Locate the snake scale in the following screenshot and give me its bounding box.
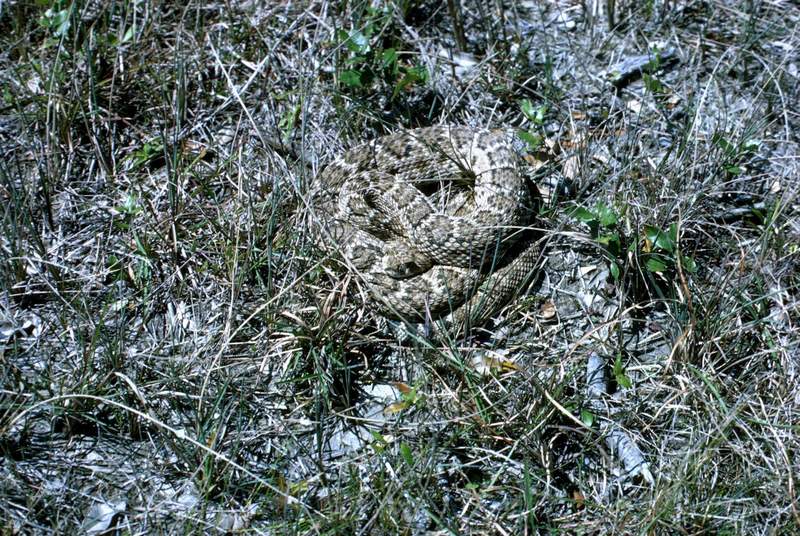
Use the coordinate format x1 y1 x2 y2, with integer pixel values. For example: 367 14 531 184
311 126 543 329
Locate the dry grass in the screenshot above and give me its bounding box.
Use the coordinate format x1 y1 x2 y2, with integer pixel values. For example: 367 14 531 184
1 0 799 533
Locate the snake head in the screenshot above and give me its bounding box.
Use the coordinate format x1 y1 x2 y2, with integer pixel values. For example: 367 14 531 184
382 249 433 279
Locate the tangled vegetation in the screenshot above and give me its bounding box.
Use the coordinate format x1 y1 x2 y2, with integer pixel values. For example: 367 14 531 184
1 0 798 533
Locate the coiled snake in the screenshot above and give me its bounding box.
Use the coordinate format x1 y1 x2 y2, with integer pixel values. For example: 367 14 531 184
311 126 543 329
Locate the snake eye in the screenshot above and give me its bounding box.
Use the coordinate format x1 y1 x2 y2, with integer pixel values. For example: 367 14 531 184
386 261 423 279
363 189 381 208
383 250 432 279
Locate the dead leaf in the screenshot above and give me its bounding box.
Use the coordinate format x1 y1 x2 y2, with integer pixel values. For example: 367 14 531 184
391 381 412 394
384 402 408 415
481 356 521 372
572 489 585 509
539 299 557 320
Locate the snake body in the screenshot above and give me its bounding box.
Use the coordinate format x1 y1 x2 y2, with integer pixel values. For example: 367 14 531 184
312 126 542 328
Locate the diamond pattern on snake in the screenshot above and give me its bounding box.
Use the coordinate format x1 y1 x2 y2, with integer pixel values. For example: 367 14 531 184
312 126 543 328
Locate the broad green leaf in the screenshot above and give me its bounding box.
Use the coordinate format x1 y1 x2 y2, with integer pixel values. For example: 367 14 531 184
121 25 134 44
370 431 387 452
400 442 414 467
645 225 674 253
520 99 536 121
596 203 618 227
392 65 427 98
609 261 620 281
712 132 736 156
681 255 698 273
570 206 596 224
645 257 668 272
520 99 547 125
599 233 621 256
517 129 542 150
668 222 678 244
382 48 398 71
279 103 300 142
597 233 616 246
643 73 663 94
742 139 760 152
580 409 595 427
345 55 367 65
725 165 742 175
613 354 632 389
40 8 71 37
616 373 633 389
345 29 369 53
533 104 547 125
340 69 363 87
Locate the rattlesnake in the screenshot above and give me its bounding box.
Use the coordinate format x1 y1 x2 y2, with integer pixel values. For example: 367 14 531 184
311 126 543 329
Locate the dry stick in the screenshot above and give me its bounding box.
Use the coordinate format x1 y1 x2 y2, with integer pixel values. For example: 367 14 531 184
606 0 616 31
447 0 467 51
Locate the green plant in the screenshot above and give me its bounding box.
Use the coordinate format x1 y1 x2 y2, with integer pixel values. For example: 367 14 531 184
571 202 623 279
613 353 632 389
712 132 760 177
641 223 697 275
517 98 548 151
333 6 427 98
571 203 697 292
38 2 72 39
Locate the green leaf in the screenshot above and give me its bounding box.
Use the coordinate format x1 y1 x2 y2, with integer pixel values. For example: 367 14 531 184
131 140 163 168
121 25 134 44
345 29 369 53
118 193 141 216
597 233 616 246
725 165 742 175
369 430 389 453
520 99 547 125
533 104 547 125
517 130 542 151
645 257 668 272
596 203 618 227
392 65 427 98
712 132 736 156
400 442 414 467
570 206 596 224
681 255 698 273
643 73 663 94
580 409 595 427
381 48 398 72
345 55 368 65
645 225 674 253
617 373 633 389
106 255 123 275
609 261 620 281
340 69 363 87
613 355 632 389
646 53 662 71
599 233 621 256
742 139 760 152
520 99 535 120
40 8 71 37
668 222 678 244
279 103 300 142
